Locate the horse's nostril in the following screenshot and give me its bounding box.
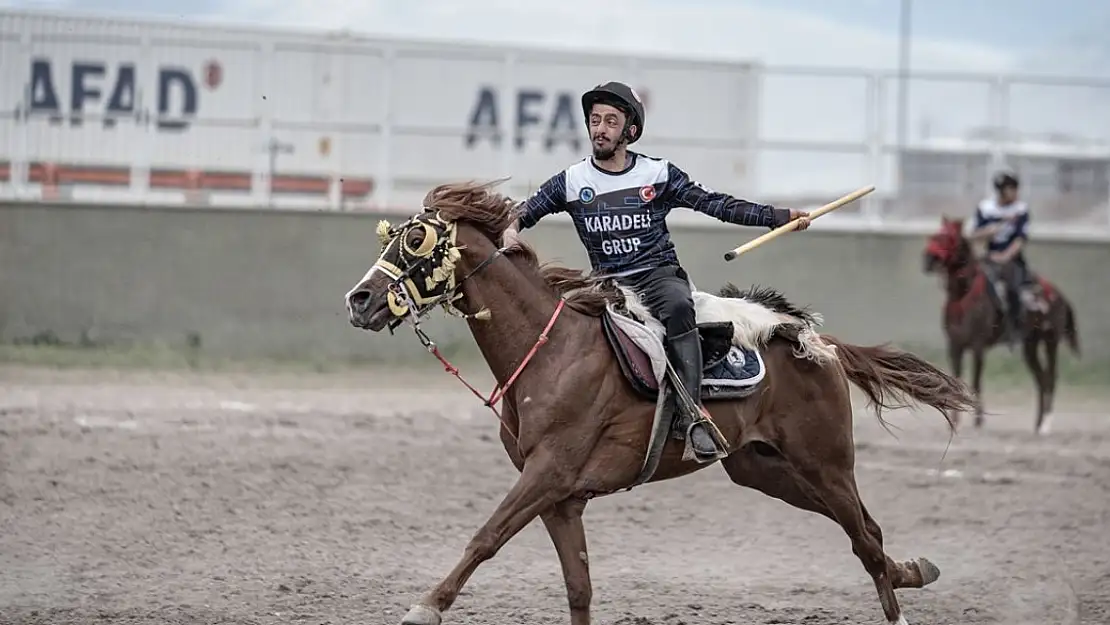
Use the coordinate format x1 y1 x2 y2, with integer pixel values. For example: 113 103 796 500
349 289 371 310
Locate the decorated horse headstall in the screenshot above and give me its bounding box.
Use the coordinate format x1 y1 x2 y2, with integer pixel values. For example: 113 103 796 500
925 224 966 267
372 210 496 330
371 209 566 434
924 236 955 265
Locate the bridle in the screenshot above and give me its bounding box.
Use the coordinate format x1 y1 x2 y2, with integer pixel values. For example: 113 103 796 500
371 210 505 333
926 227 996 321
925 227 973 276
368 210 567 436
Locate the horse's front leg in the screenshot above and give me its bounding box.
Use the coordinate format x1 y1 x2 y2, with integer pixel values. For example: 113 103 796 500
401 449 573 625
540 497 593 625
971 345 986 428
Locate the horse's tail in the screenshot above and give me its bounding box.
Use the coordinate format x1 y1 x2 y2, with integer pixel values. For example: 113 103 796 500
821 335 976 434
1063 297 1081 357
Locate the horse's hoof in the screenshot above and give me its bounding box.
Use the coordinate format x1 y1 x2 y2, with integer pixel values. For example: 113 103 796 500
1037 414 1054 435
916 557 941 586
401 604 442 625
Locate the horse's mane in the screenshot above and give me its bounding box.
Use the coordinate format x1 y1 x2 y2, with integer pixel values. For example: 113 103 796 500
422 180 519 249
421 180 617 315
420 180 816 320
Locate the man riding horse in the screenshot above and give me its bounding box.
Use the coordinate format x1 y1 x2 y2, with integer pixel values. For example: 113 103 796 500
969 169 1035 348
501 80 812 462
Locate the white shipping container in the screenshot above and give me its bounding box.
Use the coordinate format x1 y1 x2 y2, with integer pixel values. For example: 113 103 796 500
1 8 762 211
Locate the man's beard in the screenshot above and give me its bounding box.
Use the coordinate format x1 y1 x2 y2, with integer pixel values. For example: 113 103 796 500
592 144 617 160
592 135 619 160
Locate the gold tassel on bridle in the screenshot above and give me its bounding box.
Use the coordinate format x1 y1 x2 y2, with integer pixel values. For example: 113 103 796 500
380 214 493 323
376 220 393 247
443 301 491 321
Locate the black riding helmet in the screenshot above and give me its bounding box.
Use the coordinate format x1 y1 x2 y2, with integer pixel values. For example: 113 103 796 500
581 81 645 144
993 170 1020 191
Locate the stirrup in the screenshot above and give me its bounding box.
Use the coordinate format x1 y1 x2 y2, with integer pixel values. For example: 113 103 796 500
683 421 727 463
663 360 729 462
681 407 728 463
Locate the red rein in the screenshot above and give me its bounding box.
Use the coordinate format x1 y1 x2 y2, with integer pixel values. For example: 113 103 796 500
425 298 567 441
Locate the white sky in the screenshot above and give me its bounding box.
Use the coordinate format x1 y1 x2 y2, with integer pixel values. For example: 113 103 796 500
5 0 1109 198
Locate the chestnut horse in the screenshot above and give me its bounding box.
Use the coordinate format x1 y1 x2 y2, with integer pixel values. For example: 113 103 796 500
922 216 1081 434
344 181 977 625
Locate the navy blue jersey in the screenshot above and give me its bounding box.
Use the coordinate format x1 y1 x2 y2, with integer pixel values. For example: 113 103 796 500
973 197 1030 254
516 152 788 277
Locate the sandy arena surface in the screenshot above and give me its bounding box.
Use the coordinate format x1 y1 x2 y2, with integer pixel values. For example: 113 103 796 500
2 364 1109 625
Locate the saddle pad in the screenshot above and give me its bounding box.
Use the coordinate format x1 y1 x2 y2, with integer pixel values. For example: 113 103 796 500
605 303 667 384
704 345 766 387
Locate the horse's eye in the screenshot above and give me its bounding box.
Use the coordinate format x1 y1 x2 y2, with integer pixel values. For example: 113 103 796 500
406 228 425 247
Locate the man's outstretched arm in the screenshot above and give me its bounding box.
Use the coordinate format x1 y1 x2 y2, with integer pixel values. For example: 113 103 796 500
661 162 799 229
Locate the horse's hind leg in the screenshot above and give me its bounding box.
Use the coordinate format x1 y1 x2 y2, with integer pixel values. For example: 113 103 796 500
726 446 937 590
1022 335 1048 434
858 500 940 588
792 462 914 624
723 445 930 625
1037 335 1059 435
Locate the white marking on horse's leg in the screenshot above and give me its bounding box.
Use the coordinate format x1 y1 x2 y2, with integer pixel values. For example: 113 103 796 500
892 615 909 625
1038 412 1054 435
400 603 442 625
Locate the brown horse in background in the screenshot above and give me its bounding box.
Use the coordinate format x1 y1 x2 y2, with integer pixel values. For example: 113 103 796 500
922 216 1081 434
344 181 977 625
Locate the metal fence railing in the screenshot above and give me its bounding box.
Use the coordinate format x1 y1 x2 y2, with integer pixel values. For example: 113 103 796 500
4 62 1109 236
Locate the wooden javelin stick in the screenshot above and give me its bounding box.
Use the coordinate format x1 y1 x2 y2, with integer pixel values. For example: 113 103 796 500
723 185 876 261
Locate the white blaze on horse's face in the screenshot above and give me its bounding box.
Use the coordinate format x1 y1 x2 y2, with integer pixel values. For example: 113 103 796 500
344 221 404 329
344 263 391 316
344 253 394 311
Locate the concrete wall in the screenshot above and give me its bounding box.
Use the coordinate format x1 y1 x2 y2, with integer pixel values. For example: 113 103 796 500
3 202 1108 364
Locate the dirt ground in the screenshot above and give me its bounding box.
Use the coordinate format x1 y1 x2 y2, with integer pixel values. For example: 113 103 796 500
2 364 1109 625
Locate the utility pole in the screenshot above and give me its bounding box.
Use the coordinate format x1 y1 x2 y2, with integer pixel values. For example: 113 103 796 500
896 0 912 155
265 137 294 208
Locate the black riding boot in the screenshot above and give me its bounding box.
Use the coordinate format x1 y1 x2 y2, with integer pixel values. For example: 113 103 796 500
665 327 721 462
